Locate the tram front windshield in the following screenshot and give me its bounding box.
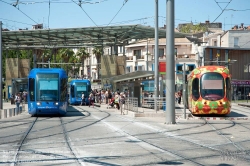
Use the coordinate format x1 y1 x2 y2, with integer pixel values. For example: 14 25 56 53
36 73 59 101
200 73 224 100
75 82 88 98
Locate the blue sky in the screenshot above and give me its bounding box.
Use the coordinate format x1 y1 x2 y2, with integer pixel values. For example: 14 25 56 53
0 0 249 31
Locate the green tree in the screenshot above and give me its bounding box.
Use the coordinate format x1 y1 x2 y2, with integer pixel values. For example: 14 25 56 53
180 23 207 33
57 48 75 75
76 47 90 78
92 47 103 79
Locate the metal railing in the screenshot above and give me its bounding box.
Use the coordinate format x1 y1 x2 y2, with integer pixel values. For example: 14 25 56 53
124 97 138 113
141 97 166 112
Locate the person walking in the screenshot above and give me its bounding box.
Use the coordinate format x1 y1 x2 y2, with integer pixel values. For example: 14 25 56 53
114 92 120 110
119 92 126 115
107 90 112 109
15 93 21 112
81 92 85 106
89 93 95 107
177 90 182 104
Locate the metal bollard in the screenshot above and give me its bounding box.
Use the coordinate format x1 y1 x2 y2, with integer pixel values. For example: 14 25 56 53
9 109 12 117
4 109 7 118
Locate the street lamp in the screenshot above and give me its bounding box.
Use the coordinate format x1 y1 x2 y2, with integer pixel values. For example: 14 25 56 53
247 63 250 102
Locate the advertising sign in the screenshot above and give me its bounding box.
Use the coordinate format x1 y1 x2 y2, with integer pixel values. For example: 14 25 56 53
159 62 166 74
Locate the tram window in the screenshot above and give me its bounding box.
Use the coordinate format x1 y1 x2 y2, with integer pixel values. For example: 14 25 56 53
36 74 59 101
60 78 68 101
71 85 75 98
192 78 199 101
29 78 35 101
226 77 232 100
200 73 224 100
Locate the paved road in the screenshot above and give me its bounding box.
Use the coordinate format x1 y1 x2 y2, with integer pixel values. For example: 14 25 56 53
0 103 249 165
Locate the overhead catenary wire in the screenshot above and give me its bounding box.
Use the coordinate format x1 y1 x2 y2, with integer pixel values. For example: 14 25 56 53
212 0 233 23
71 0 99 27
106 0 129 26
48 0 50 29
0 0 39 25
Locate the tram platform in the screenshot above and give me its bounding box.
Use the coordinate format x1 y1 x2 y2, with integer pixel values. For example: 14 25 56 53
95 102 250 120
0 102 27 119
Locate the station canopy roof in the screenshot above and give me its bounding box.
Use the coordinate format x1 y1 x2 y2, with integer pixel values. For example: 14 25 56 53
2 24 187 50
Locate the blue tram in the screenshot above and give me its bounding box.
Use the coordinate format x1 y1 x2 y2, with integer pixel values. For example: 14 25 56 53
68 79 91 105
28 68 68 116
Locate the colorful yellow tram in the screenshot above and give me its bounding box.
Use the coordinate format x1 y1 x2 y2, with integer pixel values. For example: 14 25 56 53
185 66 232 115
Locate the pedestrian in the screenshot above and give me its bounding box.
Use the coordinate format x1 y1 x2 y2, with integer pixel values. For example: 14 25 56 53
114 92 120 110
105 90 109 104
81 92 85 106
107 90 112 108
15 93 21 112
89 93 95 107
177 90 182 104
119 92 126 115
11 94 15 105
175 92 179 103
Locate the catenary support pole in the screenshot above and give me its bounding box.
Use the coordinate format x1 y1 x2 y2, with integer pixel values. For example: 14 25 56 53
166 0 175 124
183 63 186 119
0 21 3 109
154 0 159 112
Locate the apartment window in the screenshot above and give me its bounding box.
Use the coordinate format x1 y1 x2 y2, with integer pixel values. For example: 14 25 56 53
134 50 141 57
153 48 164 57
244 64 250 73
186 64 196 74
119 46 122 53
126 66 132 73
176 64 183 74
159 49 164 57
213 40 217 46
137 65 144 71
234 37 239 47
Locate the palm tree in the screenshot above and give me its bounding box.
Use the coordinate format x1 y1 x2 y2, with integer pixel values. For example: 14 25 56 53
92 47 103 79
57 48 74 75
76 47 90 78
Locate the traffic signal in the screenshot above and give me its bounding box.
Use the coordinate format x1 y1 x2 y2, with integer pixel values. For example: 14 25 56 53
2 83 5 89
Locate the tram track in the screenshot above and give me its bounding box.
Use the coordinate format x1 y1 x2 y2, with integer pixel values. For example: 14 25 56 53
12 117 38 165
2 104 249 165
84 105 250 165
83 106 222 165
203 118 250 161
2 107 93 165
9 116 84 166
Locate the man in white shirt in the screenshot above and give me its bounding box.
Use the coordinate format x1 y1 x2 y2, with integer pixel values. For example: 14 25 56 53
81 92 85 105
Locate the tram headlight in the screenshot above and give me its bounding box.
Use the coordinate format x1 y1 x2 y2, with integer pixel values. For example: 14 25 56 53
37 102 41 106
54 102 59 105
